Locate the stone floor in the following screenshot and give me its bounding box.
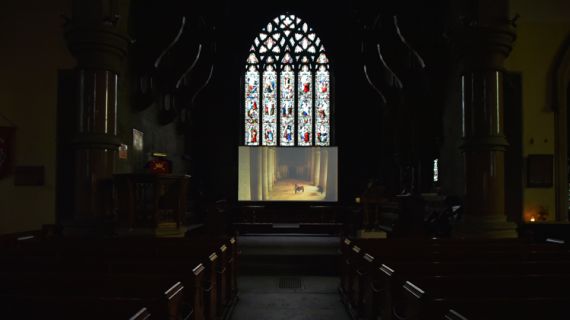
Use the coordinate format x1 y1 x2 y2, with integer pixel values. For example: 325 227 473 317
230 276 350 320
230 235 350 320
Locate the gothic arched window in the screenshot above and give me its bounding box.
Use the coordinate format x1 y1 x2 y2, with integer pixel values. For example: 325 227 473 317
244 14 331 146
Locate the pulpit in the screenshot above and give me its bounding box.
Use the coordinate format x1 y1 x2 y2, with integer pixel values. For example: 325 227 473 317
361 185 388 229
114 173 189 229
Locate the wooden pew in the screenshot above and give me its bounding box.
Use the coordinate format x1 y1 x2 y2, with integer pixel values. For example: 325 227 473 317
1 297 151 320
0 258 206 320
340 237 524 314
0 272 188 320
108 260 207 320
0 239 229 319
0 230 42 245
339 238 353 297
400 274 570 320
0 242 214 320
228 236 238 299
0 233 238 320
185 232 240 309
339 237 570 320
109 235 237 318
443 298 570 320
344 237 570 296
373 260 570 320
339 237 529 298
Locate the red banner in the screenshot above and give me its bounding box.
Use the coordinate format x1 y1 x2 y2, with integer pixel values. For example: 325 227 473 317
0 127 15 179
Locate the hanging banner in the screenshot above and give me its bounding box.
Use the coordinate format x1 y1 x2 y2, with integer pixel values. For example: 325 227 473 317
0 127 15 179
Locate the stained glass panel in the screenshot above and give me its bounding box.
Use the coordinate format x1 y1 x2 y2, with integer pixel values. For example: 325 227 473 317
262 66 277 146
315 67 330 146
245 68 260 145
247 53 258 64
298 66 313 146
280 65 295 146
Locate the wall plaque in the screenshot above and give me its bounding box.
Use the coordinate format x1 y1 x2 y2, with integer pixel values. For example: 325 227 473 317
527 154 553 188
14 166 45 186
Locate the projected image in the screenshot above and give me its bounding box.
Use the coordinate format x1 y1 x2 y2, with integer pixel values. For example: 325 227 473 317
238 147 338 201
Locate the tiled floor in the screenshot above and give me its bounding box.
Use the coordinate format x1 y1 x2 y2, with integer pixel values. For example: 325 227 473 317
231 276 350 320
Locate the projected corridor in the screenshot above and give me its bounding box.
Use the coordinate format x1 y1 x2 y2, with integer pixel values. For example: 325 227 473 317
238 147 338 202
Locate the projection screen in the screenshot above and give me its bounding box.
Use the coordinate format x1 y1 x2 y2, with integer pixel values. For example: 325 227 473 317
238 146 338 202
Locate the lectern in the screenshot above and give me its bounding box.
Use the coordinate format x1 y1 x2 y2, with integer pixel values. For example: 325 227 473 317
114 173 189 229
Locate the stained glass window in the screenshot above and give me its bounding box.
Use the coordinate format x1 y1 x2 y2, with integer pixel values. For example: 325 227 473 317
244 14 332 146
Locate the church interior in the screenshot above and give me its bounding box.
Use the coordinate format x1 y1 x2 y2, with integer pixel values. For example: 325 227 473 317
1 0 570 319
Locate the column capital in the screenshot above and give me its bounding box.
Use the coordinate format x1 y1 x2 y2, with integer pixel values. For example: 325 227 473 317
64 0 131 72
450 0 517 71
454 23 517 71
65 25 130 72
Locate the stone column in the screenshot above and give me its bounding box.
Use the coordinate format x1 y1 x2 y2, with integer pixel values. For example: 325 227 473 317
64 0 130 221
253 148 263 200
309 149 314 182
453 0 517 238
257 149 263 200
326 149 338 201
262 148 269 200
319 149 329 193
313 149 321 187
269 148 275 191
275 149 280 180
238 148 251 201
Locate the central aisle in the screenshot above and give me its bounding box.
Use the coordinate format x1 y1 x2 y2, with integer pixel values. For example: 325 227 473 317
230 235 350 320
231 276 349 320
